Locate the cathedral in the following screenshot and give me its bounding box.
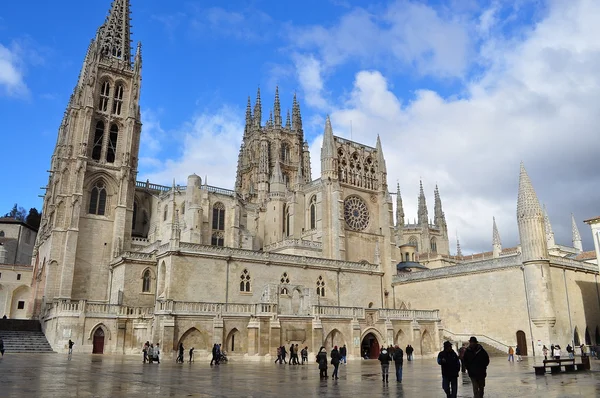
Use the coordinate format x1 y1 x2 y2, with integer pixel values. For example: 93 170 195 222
28 0 600 359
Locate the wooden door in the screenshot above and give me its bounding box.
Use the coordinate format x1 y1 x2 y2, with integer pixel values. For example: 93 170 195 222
516 330 527 356
93 328 105 354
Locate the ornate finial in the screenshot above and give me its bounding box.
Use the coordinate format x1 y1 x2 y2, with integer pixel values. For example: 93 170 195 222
98 0 133 65
396 183 404 226
274 86 281 127
285 109 291 129
492 217 501 246
244 96 252 135
572 213 582 251
456 234 463 257
253 87 262 127
268 109 273 127
418 180 428 225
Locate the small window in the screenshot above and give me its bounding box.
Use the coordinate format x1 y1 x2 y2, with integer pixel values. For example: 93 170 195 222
240 269 251 292
17 301 25 310
17 274 21 281
211 232 224 247
212 203 225 231
99 81 110 112
142 270 151 293
309 196 317 230
88 181 107 215
316 275 325 297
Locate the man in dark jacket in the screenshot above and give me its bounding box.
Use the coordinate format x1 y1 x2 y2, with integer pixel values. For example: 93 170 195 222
463 337 490 398
406 345 414 360
378 347 392 383
392 345 404 382
438 341 460 398
340 344 347 364
330 346 341 379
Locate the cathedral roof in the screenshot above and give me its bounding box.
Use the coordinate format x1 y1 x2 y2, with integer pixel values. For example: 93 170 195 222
574 250 596 261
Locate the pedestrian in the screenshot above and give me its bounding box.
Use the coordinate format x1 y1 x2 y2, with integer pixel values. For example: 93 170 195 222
330 345 341 379
295 344 300 364
210 343 217 365
438 341 460 398
406 344 414 361
580 344 586 357
275 346 282 364
515 345 522 362
148 344 154 364
392 344 404 382
289 343 295 365
154 343 160 364
507 346 514 362
566 344 573 359
68 339 74 355
459 343 467 373
550 344 555 358
0 337 4 357
463 336 489 398
301 346 308 365
216 344 222 364
189 347 194 362
177 343 185 364
143 341 149 363
554 345 561 360
542 345 548 360
316 346 328 379
281 345 287 364
378 346 391 383
340 344 347 364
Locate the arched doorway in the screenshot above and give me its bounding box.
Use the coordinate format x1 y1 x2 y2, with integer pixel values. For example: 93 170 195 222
324 329 345 352
361 332 380 359
178 327 209 352
226 328 241 353
395 329 408 348
516 330 527 356
92 328 105 354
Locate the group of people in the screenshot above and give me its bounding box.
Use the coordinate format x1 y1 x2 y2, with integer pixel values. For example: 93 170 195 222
377 345 405 383
438 336 489 398
507 345 523 362
142 341 160 363
274 344 308 365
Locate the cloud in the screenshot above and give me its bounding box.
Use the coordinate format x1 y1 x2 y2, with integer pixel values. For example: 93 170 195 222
0 42 28 97
189 7 273 41
292 53 328 109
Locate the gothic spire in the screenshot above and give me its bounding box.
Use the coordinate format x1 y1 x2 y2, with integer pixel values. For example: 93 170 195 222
492 217 501 246
456 235 463 257
292 93 303 134
517 162 543 219
98 0 132 64
396 183 405 227
274 86 282 127
285 109 291 129
375 135 387 174
572 213 583 252
543 204 555 247
268 109 273 127
320 115 337 179
244 96 252 136
253 87 262 127
418 180 429 225
516 162 548 262
270 159 284 184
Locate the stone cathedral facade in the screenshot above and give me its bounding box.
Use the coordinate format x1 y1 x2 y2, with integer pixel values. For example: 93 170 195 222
29 0 600 359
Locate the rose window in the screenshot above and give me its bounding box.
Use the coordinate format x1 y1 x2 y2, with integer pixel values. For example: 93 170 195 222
344 196 370 231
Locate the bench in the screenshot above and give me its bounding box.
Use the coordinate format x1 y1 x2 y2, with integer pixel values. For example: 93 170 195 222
533 358 585 375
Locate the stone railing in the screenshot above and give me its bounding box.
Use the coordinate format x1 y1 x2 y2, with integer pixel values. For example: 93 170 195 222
118 251 155 261
264 239 323 252
43 299 154 319
394 255 522 283
313 305 365 318
378 308 440 321
205 185 236 197
156 301 278 316
172 242 380 273
136 180 171 192
131 237 151 246
441 329 510 352
550 256 599 273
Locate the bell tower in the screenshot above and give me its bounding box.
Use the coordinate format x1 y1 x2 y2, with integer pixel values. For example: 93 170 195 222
32 0 142 307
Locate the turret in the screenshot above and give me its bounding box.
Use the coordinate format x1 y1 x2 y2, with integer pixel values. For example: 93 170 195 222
170 182 181 249
517 163 548 262
320 115 338 180
543 205 555 248
572 213 583 252
492 217 502 258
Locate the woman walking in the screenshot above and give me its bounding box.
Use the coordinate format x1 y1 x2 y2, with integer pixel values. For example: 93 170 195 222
378 346 392 383
330 346 341 379
316 346 328 379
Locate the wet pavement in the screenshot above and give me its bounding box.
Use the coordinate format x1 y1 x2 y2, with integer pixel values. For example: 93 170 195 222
0 353 599 397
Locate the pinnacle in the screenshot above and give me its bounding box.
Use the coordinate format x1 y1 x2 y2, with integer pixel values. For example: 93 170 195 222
492 217 501 246
517 162 542 218
571 213 582 241
98 0 132 64
285 109 291 128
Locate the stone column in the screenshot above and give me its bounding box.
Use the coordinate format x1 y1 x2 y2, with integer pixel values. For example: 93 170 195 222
385 320 394 347
247 316 260 355
270 317 281 357
411 321 421 356
351 318 361 359
212 316 224 345
312 317 323 354
160 316 176 359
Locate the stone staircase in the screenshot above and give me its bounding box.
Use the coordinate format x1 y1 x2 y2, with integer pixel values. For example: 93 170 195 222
0 320 54 353
441 329 508 357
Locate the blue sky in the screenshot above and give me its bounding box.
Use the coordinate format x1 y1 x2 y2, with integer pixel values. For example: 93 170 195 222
1 0 598 253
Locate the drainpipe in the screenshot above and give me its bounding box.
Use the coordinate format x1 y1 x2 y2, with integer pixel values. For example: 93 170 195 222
521 266 536 357
563 268 574 346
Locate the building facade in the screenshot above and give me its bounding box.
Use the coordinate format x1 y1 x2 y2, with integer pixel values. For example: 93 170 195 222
29 0 599 359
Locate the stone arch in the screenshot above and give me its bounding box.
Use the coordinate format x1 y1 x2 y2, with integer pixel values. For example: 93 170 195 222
226 328 242 353
395 328 408 348
140 267 156 293
361 328 384 359
574 326 581 346
9 285 30 319
178 327 209 352
323 328 346 352
420 329 434 355
88 323 111 341
585 326 591 345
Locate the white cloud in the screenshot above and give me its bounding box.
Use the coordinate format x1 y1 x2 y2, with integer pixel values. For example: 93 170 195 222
0 43 28 97
293 53 327 109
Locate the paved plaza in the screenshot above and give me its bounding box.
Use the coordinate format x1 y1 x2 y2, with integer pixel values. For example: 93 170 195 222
0 353 599 397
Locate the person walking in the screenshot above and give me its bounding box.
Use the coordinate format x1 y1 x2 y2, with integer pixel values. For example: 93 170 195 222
515 345 522 362
210 344 218 366
176 343 184 364
316 346 328 379
147 344 154 364
406 345 414 361
378 346 391 383
289 344 295 365
463 337 490 398
340 344 347 364
143 341 149 363
294 344 300 365
68 339 74 356
154 343 161 364
301 346 308 365
554 345 561 360
459 343 467 373
275 346 282 364
542 345 548 360
189 347 195 362
566 344 574 359
330 346 341 379
507 346 514 362
281 345 288 364
392 345 404 383
0 338 4 357
550 344 555 358
438 341 460 398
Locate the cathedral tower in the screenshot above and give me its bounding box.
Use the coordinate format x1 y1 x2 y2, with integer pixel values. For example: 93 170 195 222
32 0 142 308
517 163 556 348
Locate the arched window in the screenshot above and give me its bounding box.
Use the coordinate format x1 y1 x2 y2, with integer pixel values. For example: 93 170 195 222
142 269 151 292
106 124 118 163
88 180 107 215
132 201 138 230
181 202 185 216
112 84 124 115
309 196 317 230
280 143 290 162
430 237 437 253
316 275 325 297
405 253 409 262
280 272 290 295
212 202 225 231
585 327 591 345
0 231 4 237
163 205 168 221
240 269 251 292
99 81 110 112
408 236 419 252
211 231 224 247
91 121 104 161
283 206 291 237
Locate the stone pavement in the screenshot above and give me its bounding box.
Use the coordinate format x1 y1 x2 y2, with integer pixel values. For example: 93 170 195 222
0 353 599 397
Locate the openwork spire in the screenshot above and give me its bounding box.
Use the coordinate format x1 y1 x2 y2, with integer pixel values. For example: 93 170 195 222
253 87 262 127
456 235 463 257
375 135 386 174
99 0 132 64
396 183 405 227
274 86 282 127
572 213 583 251
292 93 303 132
418 180 429 225
285 109 291 129
244 96 252 135
492 217 501 246
517 162 543 219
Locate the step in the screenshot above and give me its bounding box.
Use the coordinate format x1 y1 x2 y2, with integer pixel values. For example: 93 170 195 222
0 330 54 353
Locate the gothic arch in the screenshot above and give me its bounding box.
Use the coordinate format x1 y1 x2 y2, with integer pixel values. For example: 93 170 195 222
395 328 408 347
585 326 591 345
226 328 242 353
140 267 156 293
84 172 118 195
88 323 111 341
9 285 30 319
421 329 434 355
323 328 346 351
574 326 581 346
360 327 385 345
178 327 209 351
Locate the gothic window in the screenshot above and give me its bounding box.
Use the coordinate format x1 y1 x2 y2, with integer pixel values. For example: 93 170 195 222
585 327 592 345
211 231 224 247
408 236 419 252
280 143 290 163
142 269 151 293
212 202 225 231
343 196 369 231
99 81 110 112
112 84 124 115
282 172 289 188
180 202 185 216
240 269 251 292
91 121 104 161
163 205 168 221
106 124 118 163
88 180 107 215
132 201 138 230
430 237 437 253
405 253 409 262
316 275 325 297
280 272 290 295
309 195 317 230
283 206 291 237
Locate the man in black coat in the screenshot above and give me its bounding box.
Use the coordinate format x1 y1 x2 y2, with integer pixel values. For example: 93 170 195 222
393 345 404 382
330 346 341 379
437 341 460 398
463 337 490 398
340 344 347 364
